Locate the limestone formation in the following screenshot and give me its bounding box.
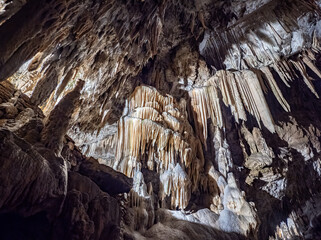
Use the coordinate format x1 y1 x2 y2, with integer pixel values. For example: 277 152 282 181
0 81 131 239
1 0 321 239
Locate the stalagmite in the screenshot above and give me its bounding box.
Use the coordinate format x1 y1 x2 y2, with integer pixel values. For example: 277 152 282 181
159 163 192 209
218 173 258 236
1 0 321 239
213 127 233 179
41 80 84 154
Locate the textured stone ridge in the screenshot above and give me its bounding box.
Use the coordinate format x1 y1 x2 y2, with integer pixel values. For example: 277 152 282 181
0 81 132 240
1 0 321 240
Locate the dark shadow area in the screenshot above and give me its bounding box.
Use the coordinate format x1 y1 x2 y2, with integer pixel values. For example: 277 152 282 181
239 116 321 239
0 212 51 240
243 149 321 239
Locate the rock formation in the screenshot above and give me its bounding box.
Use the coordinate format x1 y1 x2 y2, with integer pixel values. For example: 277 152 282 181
0 81 132 239
1 0 321 239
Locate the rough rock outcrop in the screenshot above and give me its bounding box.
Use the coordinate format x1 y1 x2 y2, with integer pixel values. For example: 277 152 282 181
1 0 321 239
0 81 132 240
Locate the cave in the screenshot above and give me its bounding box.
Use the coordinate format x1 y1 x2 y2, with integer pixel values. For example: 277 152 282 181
1 0 321 239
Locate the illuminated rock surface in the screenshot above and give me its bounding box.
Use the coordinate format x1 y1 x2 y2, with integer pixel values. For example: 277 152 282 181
1 0 321 239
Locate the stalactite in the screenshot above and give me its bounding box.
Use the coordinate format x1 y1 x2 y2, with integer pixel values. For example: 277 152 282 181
189 87 209 147
302 51 321 79
291 59 319 98
115 86 204 209
1 0 321 239
190 49 321 143
190 69 276 139
243 70 275 132
260 66 291 112
312 30 321 52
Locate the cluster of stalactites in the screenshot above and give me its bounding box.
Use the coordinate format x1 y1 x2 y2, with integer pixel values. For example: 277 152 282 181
115 86 204 209
189 69 274 145
128 86 187 120
200 0 320 72
190 48 321 145
115 117 194 176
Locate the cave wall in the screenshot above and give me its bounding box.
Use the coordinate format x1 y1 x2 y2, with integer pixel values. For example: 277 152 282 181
1 0 321 239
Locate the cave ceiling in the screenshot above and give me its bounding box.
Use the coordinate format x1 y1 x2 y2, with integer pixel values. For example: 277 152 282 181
1 0 321 239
